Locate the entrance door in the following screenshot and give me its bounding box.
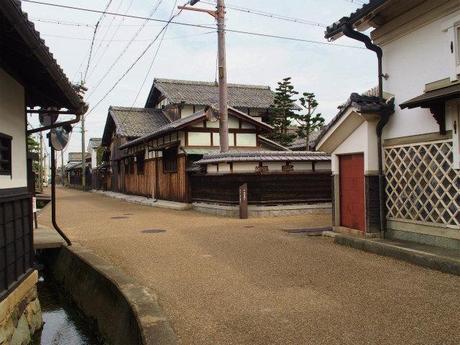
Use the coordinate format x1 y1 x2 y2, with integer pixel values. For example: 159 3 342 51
339 154 365 232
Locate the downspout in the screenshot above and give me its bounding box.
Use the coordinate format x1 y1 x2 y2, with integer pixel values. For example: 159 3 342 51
49 143 72 246
342 24 389 237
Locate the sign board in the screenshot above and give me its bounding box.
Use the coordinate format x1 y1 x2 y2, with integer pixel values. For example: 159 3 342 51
32 197 37 213
239 183 248 219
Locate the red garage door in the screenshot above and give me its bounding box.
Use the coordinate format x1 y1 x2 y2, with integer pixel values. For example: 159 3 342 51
339 154 365 232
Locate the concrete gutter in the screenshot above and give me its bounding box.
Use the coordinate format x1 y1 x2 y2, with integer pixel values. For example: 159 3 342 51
334 234 460 276
44 244 177 345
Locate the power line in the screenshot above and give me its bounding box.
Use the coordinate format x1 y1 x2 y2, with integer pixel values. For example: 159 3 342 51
40 31 213 42
85 2 187 118
83 0 114 83
86 0 165 100
130 0 179 108
23 0 364 50
87 0 136 80
201 0 327 28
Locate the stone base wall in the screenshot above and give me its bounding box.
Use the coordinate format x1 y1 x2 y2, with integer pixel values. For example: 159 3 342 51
193 202 332 218
0 271 42 345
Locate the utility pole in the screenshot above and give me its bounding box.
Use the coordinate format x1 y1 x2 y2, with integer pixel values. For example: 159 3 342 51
179 0 229 152
38 132 44 192
81 115 86 190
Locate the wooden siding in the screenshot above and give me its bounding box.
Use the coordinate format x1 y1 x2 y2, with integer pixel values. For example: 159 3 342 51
0 188 33 301
109 155 189 202
190 172 331 205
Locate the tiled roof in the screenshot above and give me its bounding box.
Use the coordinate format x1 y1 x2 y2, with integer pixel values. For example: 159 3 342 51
258 136 290 151
325 0 388 40
314 93 394 148
68 152 90 163
1 0 86 113
150 78 276 109
109 107 171 138
195 151 330 165
288 131 321 150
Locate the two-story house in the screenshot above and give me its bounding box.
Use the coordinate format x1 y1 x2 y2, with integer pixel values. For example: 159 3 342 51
145 78 276 122
316 0 460 249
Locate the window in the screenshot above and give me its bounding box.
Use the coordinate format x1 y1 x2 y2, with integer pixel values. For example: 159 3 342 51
136 151 145 175
0 133 12 176
163 148 177 173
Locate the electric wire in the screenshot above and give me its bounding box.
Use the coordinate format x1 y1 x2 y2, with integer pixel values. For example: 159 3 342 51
87 0 136 80
201 0 327 28
84 2 189 118
86 0 165 100
22 0 364 50
83 0 114 83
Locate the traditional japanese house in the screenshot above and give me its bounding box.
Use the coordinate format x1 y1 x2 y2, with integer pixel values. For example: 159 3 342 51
65 152 91 188
0 0 86 342
145 78 277 122
316 0 460 249
108 106 279 202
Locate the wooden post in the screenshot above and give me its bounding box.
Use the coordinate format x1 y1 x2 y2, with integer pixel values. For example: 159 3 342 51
239 183 248 219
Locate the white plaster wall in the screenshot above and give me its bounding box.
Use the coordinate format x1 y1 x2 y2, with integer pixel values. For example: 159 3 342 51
233 162 257 173
315 161 332 171
236 133 257 147
294 162 313 171
91 149 97 169
213 133 235 147
382 13 458 139
331 122 369 174
0 69 27 189
188 132 211 146
181 105 194 117
218 162 231 173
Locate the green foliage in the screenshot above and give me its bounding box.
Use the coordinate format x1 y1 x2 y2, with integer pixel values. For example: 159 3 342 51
291 92 325 151
27 135 39 153
268 77 298 146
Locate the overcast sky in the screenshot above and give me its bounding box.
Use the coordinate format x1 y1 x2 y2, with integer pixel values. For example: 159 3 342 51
23 0 375 161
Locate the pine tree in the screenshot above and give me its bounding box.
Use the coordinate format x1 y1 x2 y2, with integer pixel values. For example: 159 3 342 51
268 77 298 146
292 92 325 151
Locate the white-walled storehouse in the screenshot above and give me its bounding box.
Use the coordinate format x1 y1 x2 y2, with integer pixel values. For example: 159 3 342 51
0 0 86 343
317 0 460 249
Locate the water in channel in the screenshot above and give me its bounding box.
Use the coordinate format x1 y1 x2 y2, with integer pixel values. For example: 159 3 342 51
32 274 102 345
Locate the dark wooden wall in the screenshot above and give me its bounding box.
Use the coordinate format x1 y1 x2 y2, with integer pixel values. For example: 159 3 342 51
0 188 33 301
190 172 332 205
107 155 190 202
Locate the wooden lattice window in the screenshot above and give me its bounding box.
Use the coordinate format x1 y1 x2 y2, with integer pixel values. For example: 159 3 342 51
385 140 460 228
0 133 12 176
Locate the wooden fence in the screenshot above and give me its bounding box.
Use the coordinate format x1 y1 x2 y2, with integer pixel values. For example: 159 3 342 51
190 172 332 205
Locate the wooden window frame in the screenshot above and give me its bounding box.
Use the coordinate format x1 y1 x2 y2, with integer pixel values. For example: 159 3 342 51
163 148 178 173
0 133 12 176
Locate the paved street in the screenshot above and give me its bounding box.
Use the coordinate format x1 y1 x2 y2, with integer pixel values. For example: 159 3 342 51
39 188 460 345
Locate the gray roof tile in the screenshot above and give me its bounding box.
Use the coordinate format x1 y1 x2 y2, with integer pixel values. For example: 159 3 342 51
196 151 330 165
109 107 171 138
152 79 275 109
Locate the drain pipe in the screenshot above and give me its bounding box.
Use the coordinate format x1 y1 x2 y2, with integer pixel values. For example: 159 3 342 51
50 144 72 246
342 23 388 237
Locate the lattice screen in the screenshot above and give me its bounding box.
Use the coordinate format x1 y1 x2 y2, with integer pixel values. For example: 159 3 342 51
385 140 460 228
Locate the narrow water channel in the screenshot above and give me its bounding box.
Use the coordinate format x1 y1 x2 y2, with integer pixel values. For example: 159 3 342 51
32 274 102 345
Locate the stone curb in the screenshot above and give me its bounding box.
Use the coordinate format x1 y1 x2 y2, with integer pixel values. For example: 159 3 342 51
334 234 460 276
46 244 177 345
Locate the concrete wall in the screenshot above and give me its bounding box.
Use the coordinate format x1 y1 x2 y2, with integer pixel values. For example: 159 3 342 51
0 271 42 345
0 68 27 189
46 245 176 345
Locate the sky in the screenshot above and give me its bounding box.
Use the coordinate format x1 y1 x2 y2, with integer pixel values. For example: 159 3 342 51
22 0 376 162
